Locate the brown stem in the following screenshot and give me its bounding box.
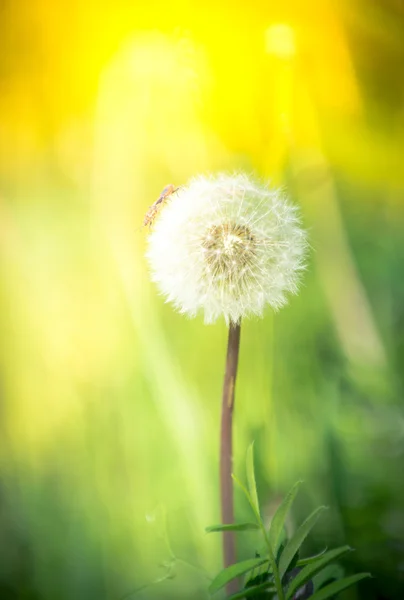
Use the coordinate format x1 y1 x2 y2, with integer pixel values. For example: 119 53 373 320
220 320 241 595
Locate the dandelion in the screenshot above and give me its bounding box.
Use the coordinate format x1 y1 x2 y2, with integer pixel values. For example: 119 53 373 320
146 172 307 324
145 173 307 594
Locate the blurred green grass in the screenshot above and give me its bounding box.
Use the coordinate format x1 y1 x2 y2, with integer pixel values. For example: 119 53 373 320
1 172 403 600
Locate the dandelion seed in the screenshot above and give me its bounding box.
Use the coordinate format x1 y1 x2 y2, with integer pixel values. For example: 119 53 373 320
146 172 308 324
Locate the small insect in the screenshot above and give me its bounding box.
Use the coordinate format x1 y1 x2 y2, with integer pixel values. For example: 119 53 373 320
142 184 180 229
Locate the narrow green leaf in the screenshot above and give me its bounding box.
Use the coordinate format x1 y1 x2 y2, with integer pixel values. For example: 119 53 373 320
232 474 260 521
246 442 260 516
276 539 287 563
208 558 269 595
313 564 344 592
226 581 276 599
268 481 302 555
308 573 371 600
279 506 327 579
285 548 300 575
205 523 260 533
297 547 328 566
286 546 351 599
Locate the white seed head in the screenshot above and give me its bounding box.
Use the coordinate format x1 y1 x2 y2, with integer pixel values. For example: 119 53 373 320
146 173 308 324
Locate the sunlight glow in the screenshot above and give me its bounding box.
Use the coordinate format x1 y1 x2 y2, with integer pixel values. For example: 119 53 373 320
265 24 296 58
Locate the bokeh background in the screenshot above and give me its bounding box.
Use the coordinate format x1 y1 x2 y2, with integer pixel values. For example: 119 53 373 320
1 0 404 598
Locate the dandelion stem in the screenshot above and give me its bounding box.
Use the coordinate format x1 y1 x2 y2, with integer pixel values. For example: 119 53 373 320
220 320 241 594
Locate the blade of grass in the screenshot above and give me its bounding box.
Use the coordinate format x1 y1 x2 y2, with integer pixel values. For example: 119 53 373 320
232 474 285 600
206 522 260 533
268 481 302 554
312 564 344 592
297 548 328 566
308 573 371 600
226 581 276 599
232 474 261 522
279 506 327 580
286 546 351 599
208 558 269 595
246 442 260 516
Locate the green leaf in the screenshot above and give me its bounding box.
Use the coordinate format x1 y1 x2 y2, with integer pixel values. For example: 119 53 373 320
246 442 260 517
208 558 269 595
232 474 259 520
205 523 260 533
226 580 276 599
279 506 327 579
285 548 300 575
245 570 274 588
268 481 302 555
276 539 287 563
297 547 328 566
308 573 371 600
228 582 276 599
313 564 344 592
286 546 351 599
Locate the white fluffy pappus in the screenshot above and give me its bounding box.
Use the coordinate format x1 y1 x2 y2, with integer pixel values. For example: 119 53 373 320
146 173 308 324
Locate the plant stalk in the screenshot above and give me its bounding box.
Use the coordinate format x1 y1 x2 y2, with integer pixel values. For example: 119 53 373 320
220 320 241 595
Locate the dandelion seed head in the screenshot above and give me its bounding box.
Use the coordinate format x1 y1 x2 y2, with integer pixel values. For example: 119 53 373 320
146 173 308 324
